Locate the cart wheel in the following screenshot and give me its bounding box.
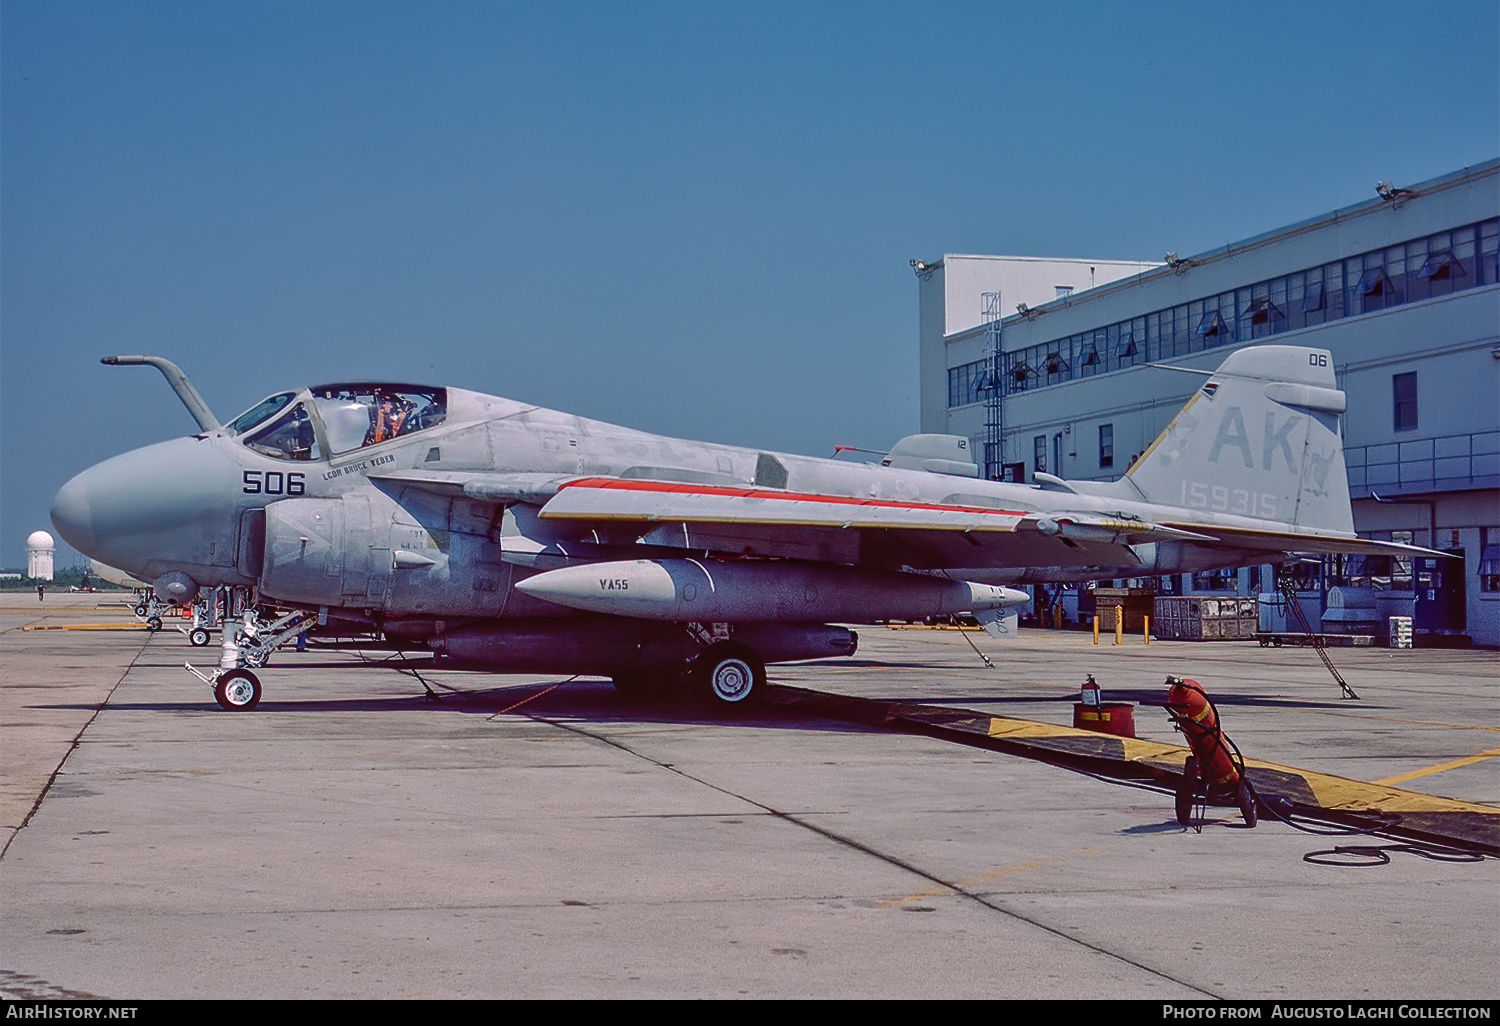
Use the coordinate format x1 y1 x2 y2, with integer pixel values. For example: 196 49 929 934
1237 776 1259 828
1175 755 1198 826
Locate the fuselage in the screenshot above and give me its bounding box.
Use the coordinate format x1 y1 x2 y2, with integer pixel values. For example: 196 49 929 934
51 379 1307 619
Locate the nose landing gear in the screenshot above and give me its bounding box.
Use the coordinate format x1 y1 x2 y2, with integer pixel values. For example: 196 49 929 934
186 589 320 711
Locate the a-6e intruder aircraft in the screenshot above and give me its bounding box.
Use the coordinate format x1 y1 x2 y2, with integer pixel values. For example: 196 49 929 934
51 345 1432 712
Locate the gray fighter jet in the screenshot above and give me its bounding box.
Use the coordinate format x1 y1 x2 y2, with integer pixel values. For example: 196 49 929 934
51 345 1430 711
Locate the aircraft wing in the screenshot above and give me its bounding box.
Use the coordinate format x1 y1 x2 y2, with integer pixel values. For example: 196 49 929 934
1154 522 1449 560
533 477 1215 571
374 472 1438 570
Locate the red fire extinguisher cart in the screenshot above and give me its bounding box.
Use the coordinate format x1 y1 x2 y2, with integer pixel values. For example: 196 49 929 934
1164 676 1258 828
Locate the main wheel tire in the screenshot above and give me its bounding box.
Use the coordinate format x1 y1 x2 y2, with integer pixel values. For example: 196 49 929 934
189 627 211 647
694 643 765 709
145 616 162 632
134 602 149 616
1236 776 1259 828
1175 755 1199 826
214 669 262 711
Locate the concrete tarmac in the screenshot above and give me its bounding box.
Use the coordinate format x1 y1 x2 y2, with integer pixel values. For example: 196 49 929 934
2 595 1497 1000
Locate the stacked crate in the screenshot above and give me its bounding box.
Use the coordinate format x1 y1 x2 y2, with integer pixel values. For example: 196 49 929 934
1093 588 1155 632
1152 596 1258 641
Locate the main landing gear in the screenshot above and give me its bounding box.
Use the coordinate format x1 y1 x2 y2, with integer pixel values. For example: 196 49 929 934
692 641 765 708
608 626 770 711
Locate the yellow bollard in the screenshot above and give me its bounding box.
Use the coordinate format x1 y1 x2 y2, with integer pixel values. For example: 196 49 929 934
1113 611 1123 646
1144 614 1151 645
1093 615 1100 645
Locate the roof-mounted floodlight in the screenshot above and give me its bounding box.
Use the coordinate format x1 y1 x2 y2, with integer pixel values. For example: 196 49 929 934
1375 180 1415 207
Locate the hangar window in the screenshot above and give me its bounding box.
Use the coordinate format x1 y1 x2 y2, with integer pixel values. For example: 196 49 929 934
1099 424 1114 469
950 217 1495 403
1392 372 1418 432
1239 297 1283 325
947 364 970 407
1480 529 1500 593
1193 568 1238 592
1357 267 1393 296
1417 251 1461 280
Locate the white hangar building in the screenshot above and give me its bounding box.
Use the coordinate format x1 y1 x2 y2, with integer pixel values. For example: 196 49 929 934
917 160 1499 647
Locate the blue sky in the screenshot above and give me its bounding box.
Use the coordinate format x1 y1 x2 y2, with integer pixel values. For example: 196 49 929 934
3 1 1497 568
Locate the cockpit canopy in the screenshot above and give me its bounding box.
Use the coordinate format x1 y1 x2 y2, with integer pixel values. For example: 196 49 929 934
226 384 447 462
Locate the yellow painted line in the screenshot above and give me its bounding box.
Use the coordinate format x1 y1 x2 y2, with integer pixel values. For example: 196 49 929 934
985 714 1185 762
974 714 1498 817
1375 749 1500 787
878 848 1101 909
986 718 1080 740
1302 708 1500 736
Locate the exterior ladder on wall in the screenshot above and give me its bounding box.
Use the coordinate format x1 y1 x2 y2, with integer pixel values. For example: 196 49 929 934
981 291 1005 480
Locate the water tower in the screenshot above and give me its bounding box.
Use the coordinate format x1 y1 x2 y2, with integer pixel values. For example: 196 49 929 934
27 531 55 580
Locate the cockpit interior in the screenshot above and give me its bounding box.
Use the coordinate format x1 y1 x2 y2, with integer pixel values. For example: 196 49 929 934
225 385 447 462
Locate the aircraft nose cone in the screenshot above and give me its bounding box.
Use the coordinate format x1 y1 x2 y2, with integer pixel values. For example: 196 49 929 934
51 471 97 555
50 436 243 579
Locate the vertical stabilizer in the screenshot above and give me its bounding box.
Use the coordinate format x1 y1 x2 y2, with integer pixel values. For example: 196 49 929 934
1125 346 1353 533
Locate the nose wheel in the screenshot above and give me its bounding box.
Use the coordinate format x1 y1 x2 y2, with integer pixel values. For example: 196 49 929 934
213 669 262 711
